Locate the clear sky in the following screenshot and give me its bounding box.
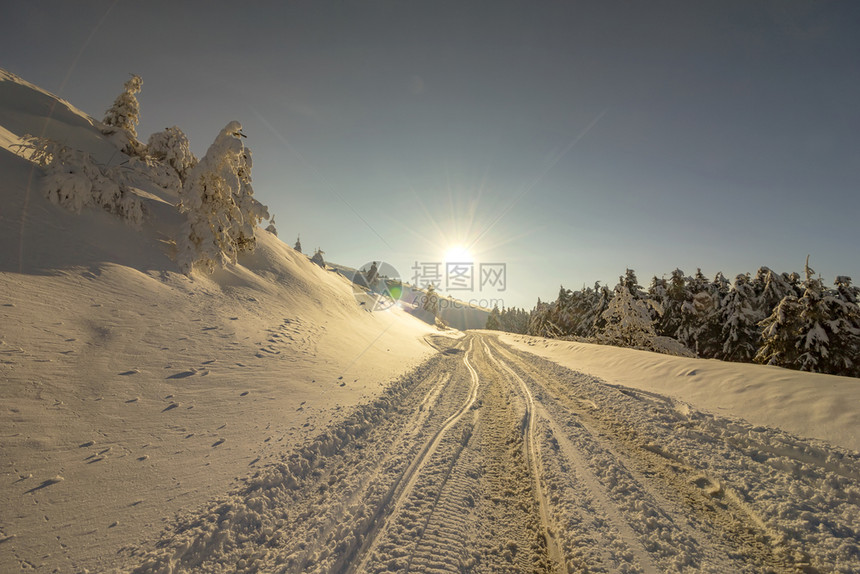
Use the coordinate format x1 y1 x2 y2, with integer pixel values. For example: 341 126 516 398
3 1 859 309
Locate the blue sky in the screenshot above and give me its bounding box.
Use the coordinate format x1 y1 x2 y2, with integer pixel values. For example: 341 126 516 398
3 1 859 308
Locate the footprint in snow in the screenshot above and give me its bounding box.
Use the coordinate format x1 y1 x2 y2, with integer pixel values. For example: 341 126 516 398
162 402 180 412
24 475 64 494
212 438 225 447
166 369 197 379
119 369 139 376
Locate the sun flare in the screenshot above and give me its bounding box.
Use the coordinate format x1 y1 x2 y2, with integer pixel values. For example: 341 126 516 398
443 245 473 263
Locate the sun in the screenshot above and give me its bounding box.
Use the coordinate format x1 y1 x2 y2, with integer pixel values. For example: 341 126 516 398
443 245 473 263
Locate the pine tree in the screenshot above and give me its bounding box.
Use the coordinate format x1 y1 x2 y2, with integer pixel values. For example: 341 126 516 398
147 126 197 182
528 298 553 337
294 234 302 253
719 274 761 362
756 262 860 376
102 75 144 155
176 121 269 273
599 276 660 349
24 136 143 226
486 304 501 330
794 265 859 375
589 283 612 336
756 294 803 368
423 285 439 316
834 276 859 305
310 248 325 267
265 215 278 236
658 268 688 339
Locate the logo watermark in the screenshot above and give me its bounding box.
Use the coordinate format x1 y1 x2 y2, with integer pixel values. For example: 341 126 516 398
351 260 508 312
350 261 403 311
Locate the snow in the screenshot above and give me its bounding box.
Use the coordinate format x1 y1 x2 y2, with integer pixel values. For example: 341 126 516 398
501 333 860 452
2 66 858 572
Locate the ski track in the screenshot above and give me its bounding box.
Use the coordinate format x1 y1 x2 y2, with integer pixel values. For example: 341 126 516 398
123 332 860 573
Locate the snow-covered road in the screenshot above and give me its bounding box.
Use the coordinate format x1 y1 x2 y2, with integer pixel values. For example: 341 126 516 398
128 333 860 573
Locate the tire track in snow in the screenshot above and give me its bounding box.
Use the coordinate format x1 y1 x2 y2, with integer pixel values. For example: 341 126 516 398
359 335 556 573
481 340 566 573
345 338 480 573
488 335 824 573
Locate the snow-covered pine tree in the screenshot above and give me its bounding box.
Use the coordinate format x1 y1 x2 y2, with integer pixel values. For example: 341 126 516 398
793 264 859 375
831 277 860 376
423 285 439 316
719 273 761 362
649 275 669 332
176 121 269 274
102 74 144 155
675 269 720 356
657 268 688 339
486 304 501 330
24 136 143 226
231 143 268 253
599 276 660 349
294 235 302 253
589 282 612 336
756 262 860 376
621 268 646 299
834 276 860 305
693 272 730 358
310 248 325 267
755 294 802 369
528 298 553 337
265 215 278 236
146 126 197 182
551 285 576 336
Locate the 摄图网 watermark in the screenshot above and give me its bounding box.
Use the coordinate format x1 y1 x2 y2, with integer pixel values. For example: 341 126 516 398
410 261 506 292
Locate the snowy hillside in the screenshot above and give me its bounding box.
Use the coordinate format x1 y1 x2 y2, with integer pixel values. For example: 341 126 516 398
0 69 436 572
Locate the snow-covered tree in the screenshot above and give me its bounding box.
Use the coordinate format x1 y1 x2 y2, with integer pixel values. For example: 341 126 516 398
753 267 798 313
24 136 143 226
589 282 613 336
719 274 761 362
834 276 859 305
310 248 325 267
486 304 501 330
755 294 802 368
599 279 660 349
146 126 197 182
423 284 439 316
528 298 553 337
176 121 269 274
102 75 143 155
654 268 687 339
756 262 860 376
621 268 646 299
265 215 278 236
294 235 302 253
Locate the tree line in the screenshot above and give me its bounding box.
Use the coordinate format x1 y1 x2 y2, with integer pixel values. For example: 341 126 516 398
486 264 860 378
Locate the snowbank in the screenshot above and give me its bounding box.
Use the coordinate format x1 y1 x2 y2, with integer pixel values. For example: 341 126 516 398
501 333 860 452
